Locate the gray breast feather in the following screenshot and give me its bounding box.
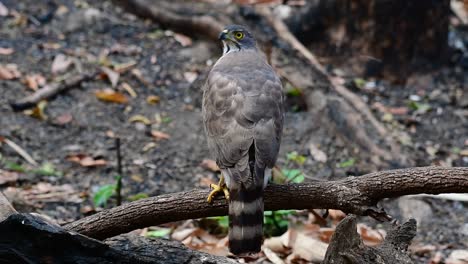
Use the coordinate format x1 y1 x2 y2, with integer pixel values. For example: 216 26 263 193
202 50 284 178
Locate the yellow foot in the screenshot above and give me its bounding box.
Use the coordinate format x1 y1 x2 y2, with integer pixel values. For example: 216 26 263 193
207 176 229 203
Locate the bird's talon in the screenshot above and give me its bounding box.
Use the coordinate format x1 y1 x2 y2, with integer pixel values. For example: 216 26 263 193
207 177 229 203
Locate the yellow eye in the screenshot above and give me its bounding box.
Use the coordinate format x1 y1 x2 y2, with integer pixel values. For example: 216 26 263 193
234 32 244 40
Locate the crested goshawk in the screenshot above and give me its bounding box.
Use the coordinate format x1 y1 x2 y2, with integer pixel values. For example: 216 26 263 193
202 25 284 255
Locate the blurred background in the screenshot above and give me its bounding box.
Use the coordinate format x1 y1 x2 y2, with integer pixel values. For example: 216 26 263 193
0 0 467 263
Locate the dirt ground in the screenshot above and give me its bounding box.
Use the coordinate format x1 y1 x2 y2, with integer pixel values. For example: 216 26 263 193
0 0 467 263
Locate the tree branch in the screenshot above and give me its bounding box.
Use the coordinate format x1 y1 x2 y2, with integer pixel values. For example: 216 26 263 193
64 166 468 240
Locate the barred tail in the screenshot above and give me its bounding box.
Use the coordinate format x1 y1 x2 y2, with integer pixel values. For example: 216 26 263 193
228 186 264 255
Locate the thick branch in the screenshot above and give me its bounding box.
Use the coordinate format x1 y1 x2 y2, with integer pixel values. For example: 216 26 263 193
65 167 468 240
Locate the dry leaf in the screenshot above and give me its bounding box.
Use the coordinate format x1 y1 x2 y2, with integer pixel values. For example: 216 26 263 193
200 159 220 172
95 89 128 104
357 223 385 246
131 174 144 183
328 209 346 221
0 47 14 55
121 82 137 98
309 143 327 163
146 95 160 105
129 115 151 125
54 113 73 125
105 130 116 138
24 100 48 120
131 68 150 86
67 154 107 167
24 74 46 90
0 64 21 80
172 227 198 241
184 72 198 84
263 247 285 264
318 227 335 243
100 66 120 87
264 236 288 254
0 170 19 185
51 54 73 74
0 2 8 16
174 33 192 47
114 61 137 73
110 43 142 55
40 42 61 50
290 233 327 263
446 250 468 264
430 251 443 264
151 130 170 141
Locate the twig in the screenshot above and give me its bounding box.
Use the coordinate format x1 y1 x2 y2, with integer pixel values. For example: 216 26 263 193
4 138 38 166
64 167 468 240
10 71 96 111
115 137 123 206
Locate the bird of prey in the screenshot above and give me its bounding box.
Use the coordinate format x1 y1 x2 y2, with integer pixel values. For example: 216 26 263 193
202 25 284 255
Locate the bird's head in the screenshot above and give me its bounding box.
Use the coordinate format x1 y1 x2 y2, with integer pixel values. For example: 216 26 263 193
218 25 256 55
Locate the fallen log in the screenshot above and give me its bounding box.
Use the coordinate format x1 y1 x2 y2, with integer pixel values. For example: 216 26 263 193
0 213 236 263
64 166 468 240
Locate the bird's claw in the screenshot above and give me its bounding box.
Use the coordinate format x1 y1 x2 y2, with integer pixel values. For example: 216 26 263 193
207 177 229 203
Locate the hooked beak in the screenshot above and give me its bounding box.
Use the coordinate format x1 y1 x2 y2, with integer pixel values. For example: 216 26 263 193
218 29 229 41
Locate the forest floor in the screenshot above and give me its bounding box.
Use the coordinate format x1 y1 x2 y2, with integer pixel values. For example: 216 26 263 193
0 0 467 263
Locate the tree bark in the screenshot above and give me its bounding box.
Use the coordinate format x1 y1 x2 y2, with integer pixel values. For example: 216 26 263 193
64 166 468 240
323 215 416 264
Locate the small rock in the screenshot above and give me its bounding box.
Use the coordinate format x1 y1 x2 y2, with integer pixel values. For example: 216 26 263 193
398 197 432 226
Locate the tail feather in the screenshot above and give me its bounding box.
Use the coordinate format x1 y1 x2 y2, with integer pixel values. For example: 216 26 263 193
228 186 264 255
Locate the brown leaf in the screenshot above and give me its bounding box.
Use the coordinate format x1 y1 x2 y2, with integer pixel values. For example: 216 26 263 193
95 89 128 104
146 95 160 105
289 233 327 262
51 54 73 74
40 42 62 50
129 115 151 125
0 64 21 80
67 154 107 167
24 74 46 90
24 100 47 120
54 113 73 125
151 130 170 141
318 227 335 243
174 33 192 47
100 66 119 87
121 82 137 98
446 250 468 264
0 170 19 185
357 223 385 246
328 209 346 221
200 159 220 172
0 47 14 55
